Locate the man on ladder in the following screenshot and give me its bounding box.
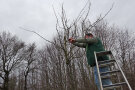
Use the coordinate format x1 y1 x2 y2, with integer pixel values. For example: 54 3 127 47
69 33 113 90
69 33 132 90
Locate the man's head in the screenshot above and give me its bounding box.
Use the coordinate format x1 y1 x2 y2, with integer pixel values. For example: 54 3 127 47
85 33 93 39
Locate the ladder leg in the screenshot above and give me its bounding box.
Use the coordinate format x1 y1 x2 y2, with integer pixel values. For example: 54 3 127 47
94 52 104 90
93 66 101 90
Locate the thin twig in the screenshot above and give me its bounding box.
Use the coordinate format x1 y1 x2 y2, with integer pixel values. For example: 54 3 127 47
89 3 114 30
19 27 53 44
19 27 64 50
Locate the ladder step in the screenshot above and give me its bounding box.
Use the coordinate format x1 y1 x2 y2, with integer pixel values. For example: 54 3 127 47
103 82 126 89
96 51 112 56
100 70 120 75
101 74 116 79
98 59 115 64
101 75 111 79
104 86 121 90
99 62 114 67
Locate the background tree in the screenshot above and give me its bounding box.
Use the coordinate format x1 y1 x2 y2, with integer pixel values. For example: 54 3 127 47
23 43 37 90
0 32 25 90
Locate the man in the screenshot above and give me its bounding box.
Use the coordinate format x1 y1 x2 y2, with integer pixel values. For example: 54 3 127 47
69 33 113 90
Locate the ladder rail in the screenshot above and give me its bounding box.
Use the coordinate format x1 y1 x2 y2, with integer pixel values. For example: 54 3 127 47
112 60 123 90
94 51 103 90
111 55 132 90
110 54 124 90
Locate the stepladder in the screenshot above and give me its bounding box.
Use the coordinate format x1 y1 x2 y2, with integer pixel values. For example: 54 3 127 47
94 51 132 90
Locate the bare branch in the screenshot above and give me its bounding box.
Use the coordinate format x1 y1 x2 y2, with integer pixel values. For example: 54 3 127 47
89 3 114 30
19 27 64 50
19 27 53 44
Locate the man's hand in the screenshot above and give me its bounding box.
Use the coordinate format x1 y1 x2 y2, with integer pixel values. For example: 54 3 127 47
68 38 75 43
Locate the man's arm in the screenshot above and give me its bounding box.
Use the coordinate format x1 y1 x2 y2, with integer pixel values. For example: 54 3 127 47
75 38 98 44
72 42 86 48
69 38 86 48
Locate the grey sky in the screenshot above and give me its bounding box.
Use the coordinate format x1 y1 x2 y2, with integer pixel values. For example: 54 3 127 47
0 0 135 47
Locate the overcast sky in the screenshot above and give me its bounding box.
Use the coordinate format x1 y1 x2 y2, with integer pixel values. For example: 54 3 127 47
0 0 135 48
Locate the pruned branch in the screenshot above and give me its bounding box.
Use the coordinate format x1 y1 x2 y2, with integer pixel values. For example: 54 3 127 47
19 27 64 50
19 27 53 44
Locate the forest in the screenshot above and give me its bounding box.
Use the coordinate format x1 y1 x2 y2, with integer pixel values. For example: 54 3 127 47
0 4 135 90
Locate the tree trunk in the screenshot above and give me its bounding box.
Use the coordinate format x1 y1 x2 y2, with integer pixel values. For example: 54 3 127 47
24 74 28 90
3 72 9 90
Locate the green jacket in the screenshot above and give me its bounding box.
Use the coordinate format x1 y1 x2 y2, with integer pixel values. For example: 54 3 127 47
73 37 109 67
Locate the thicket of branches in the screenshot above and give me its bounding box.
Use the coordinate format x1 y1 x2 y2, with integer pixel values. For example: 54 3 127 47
0 3 135 90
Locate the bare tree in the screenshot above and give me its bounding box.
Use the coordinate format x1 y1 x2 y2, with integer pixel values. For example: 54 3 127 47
22 43 37 90
8 74 17 90
113 30 135 90
0 32 25 90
